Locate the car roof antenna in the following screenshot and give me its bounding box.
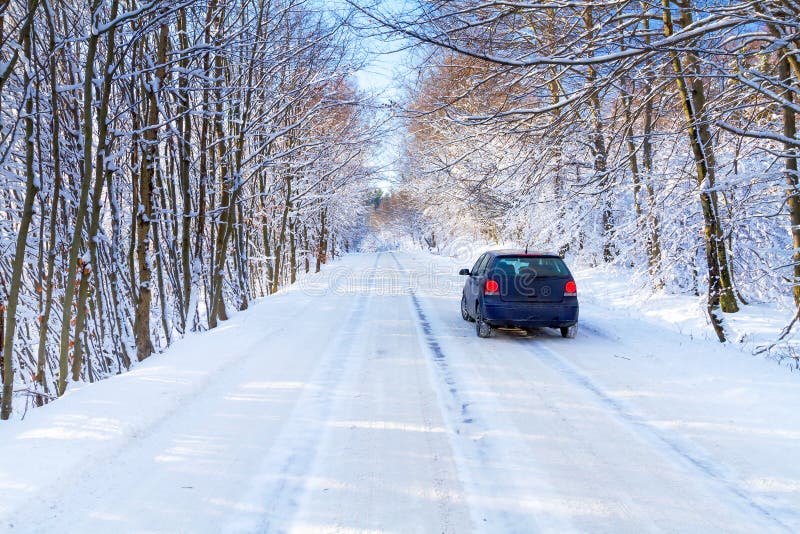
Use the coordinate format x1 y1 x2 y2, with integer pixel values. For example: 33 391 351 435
525 243 529 254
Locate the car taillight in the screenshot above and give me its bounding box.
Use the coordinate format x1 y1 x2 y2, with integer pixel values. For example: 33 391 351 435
565 280 577 297
484 279 499 295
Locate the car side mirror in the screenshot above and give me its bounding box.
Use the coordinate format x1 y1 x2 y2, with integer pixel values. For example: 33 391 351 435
459 269 470 276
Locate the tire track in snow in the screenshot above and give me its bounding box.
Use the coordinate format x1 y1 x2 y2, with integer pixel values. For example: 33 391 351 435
389 252 474 434
527 339 794 532
390 252 572 533
224 253 382 533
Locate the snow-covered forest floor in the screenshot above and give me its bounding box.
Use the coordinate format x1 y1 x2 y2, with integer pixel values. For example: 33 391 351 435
1 251 797 533
574 266 799 368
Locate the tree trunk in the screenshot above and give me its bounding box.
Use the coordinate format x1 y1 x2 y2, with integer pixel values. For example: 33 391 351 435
36 1 64 397
106 171 132 369
623 81 642 222
71 0 120 381
2 0 40 418
289 210 297 285
303 224 310 274
177 7 193 333
639 6 663 288
316 208 327 273
662 0 738 342
208 0 235 328
134 24 169 361
208 143 232 327
272 176 292 294
236 202 250 310
584 6 613 262
152 170 172 347
58 0 101 395
779 52 800 307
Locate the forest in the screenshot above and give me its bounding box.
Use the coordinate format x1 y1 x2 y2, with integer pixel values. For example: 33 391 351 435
0 0 377 418
1 0 799 419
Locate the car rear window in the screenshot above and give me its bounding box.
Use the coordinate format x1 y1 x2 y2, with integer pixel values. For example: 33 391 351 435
491 256 570 278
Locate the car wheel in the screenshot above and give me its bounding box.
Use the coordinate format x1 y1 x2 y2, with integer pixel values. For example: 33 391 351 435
560 324 578 339
461 294 474 322
476 308 492 338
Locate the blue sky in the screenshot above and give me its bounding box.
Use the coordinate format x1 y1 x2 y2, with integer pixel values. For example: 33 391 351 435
338 0 416 191
347 0 414 100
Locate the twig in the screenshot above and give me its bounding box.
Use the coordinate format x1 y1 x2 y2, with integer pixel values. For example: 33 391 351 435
754 307 800 356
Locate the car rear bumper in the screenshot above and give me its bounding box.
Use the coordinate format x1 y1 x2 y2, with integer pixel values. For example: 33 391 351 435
483 301 579 328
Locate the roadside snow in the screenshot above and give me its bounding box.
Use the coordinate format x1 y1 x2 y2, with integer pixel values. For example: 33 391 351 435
572 264 799 369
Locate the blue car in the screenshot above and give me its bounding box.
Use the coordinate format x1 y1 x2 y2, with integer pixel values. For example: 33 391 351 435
459 250 579 338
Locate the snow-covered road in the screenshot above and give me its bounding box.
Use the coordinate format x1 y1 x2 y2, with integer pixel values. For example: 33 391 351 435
1 252 798 533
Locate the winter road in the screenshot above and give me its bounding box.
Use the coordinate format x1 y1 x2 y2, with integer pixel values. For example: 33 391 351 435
1 252 798 533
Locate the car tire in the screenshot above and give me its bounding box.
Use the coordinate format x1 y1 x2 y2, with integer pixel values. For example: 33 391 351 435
461 294 474 322
476 308 492 338
560 324 578 339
